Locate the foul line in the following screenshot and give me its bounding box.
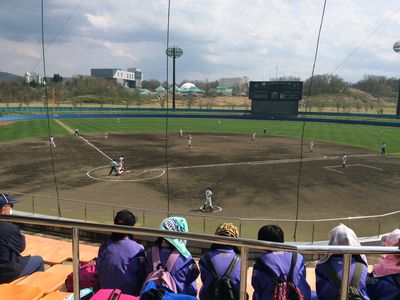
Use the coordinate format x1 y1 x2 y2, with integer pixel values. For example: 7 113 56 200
55 119 112 161
324 163 383 174
166 153 376 171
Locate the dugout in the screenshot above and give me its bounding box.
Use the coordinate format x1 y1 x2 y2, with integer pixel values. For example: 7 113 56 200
249 81 303 115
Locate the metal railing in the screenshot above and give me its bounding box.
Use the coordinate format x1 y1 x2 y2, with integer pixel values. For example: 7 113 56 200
7 190 400 242
0 214 399 300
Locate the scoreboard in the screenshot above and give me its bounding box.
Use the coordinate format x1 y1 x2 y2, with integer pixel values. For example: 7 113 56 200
249 81 303 101
249 81 303 115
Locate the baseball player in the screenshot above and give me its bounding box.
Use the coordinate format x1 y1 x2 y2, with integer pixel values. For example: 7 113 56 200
381 142 386 155
252 132 256 140
119 155 126 171
203 186 213 212
74 128 79 136
105 131 109 140
49 136 56 147
187 134 192 148
309 141 314 152
180 129 183 137
342 153 347 168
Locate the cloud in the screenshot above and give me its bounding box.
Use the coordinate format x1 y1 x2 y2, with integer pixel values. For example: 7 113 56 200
1 0 400 82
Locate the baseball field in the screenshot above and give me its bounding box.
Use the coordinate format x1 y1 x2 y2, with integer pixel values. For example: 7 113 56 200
1 117 399 241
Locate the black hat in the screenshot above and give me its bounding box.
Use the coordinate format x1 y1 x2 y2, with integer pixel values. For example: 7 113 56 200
114 210 136 226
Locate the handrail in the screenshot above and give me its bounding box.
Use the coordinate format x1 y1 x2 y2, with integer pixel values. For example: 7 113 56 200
6 190 400 241
1 214 399 300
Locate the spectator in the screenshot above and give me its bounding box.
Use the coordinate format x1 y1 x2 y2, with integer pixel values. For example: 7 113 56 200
144 216 199 296
315 223 370 300
0 193 44 283
366 228 400 300
199 222 244 300
96 210 146 296
251 224 311 300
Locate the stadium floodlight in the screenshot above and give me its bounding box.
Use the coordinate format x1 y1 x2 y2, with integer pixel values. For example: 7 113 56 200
393 41 400 53
166 46 183 109
393 41 400 116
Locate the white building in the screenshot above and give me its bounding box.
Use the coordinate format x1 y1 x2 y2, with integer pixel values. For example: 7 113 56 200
24 72 44 84
91 68 143 88
218 76 249 90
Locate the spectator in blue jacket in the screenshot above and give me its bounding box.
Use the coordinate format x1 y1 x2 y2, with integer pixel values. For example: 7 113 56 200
315 223 370 300
366 228 400 300
0 193 44 283
144 216 199 296
96 210 146 296
199 222 244 300
251 224 311 300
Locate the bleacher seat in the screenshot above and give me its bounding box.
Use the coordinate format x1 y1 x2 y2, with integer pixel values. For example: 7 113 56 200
22 234 98 265
41 291 72 300
15 271 68 294
45 264 73 277
0 283 44 300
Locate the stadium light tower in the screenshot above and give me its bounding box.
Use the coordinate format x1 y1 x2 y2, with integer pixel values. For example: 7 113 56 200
393 41 400 116
166 46 183 109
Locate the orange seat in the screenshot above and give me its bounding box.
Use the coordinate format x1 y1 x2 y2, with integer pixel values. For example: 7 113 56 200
16 271 67 294
9 275 28 284
40 291 72 299
0 283 44 300
23 234 98 265
45 264 73 277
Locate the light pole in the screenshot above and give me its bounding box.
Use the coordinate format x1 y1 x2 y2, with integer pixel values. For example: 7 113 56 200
166 46 183 109
393 41 400 116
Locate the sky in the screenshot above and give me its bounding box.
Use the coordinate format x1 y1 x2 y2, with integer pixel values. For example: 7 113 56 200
1 1 400 83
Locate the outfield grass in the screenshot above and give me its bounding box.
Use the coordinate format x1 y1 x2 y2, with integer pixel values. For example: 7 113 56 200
1 117 400 152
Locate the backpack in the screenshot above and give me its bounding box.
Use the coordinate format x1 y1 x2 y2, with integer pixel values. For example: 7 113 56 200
140 281 197 300
65 262 100 292
203 252 240 300
91 288 139 300
256 252 304 300
325 260 363 300
140 245 180 296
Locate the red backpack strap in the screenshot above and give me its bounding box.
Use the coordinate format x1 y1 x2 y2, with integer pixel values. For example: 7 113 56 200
165 250 180 272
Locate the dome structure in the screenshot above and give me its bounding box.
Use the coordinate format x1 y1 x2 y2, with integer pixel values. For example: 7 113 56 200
180 82 196 90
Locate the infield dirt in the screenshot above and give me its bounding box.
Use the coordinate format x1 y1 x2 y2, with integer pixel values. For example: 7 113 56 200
1 131 399 240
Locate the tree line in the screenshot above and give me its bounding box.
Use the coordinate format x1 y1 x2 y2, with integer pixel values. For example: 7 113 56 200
0 73 398 106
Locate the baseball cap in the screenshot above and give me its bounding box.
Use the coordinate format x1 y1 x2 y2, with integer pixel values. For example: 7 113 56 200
0 193 19 207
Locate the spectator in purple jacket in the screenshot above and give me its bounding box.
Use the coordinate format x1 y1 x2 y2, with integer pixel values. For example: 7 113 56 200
315 224 370 300
96 210 146 296
366 228 400 300
144 216 199 296
0 193 44 283
251 224 311 300
199 222 244 300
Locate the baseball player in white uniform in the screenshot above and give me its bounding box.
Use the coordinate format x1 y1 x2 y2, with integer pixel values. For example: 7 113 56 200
342 153 347 168
187 134 192 148
203 186 213 212
50 136 56 147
